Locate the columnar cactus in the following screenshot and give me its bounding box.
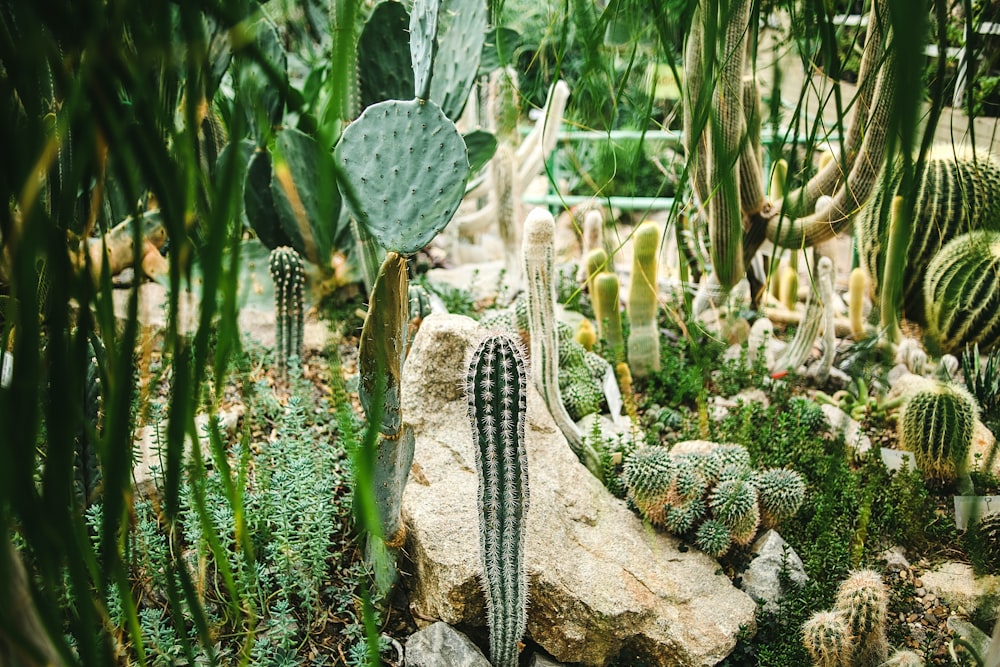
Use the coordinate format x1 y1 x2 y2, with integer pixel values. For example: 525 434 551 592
898 380 978 486
522 208 601 475
593 272 625 363
923 230 1000 355
882 650 925 666
755 468 806 529
269 246 306 377
577 209 606 283
585 248 610 324
834 569 889 666
773 256 834 377
466 333 529 667
627 221 661 378
848 267 868 340
778 262 799 311
802 610 854 667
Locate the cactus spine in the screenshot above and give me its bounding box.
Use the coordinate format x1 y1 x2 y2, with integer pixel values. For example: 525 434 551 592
269 246 306 377
802 610 854 667
924 230 1000 355
834 569 889 666
627 222 661 378
522 208 601 476
898 380 978 486
466 333 529 667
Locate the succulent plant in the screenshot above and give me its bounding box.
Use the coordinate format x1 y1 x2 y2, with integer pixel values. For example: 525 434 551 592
898 379 978 486
559 365 602 421
577 209 605 283
624 445 674 527
466 332 529 667
882 650 925 666
703 443 752 483
627 221 661 378
755 468 806 529
695 519 732 558
669 454 709 503
576 318 597 351
269 246 306 378
802 610 854 667
773 256 834 378
849 267 869 339
709 477 760 546
665 498 708 535
834 569 889 666
923 229 1000 355
593 271 625 363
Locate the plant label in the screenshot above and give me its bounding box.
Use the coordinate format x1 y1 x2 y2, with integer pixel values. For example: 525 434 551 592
880 447 917 473
954 496 1000 531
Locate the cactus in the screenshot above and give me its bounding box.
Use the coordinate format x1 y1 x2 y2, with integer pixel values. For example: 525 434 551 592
494 143 520 287
358 0 414 108
624 445 674 527
773 256 834 377
834 569 889 666
420 0 487 121
585 247 609 320
669 454 709 503
857 151 1000 323
269 246 306 377
898 379 978 486
465 332 529 667
802 610 854 667
559 364 602 421
924 229 1000 355
335 98 470 255
848 267 868 340
358 252 413 548
708 477 760 545
704 443 752 483
627 221 661 378
769 158 788 200
883 650 925 666
577 209 605 283
575 318 597 351
695 519 732 558
755 468 806 529
522 208 601 475
594 272 625 363
778 263 799 311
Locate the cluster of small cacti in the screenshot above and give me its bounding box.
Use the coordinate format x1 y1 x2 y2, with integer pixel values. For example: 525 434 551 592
897 379 978 486
269 246 306 377
465 332 529 667
802 570 894 667
622 443 805 557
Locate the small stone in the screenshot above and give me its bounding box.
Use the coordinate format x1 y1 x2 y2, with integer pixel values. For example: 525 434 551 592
739 530 808 613
916 587 926 597
405 622 491 667
529 653 570 667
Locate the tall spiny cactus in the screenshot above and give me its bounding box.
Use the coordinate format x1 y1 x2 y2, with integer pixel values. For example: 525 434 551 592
857 150 1000 323
627 222 661 378
898 379 978 486
269 246 306 377
834 569 889 666
522 208 601 476
924 229 1000 355
802 610 855 667
466 333 529 667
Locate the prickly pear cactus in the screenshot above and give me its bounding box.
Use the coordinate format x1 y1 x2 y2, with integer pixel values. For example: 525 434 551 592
269 247 306 377
856 151 1000 321
358 1 414 108
923 230 1000 355
428 0 488 121
465 332 529 667
834 569 889 666
898 380 978 486
335 99 470 255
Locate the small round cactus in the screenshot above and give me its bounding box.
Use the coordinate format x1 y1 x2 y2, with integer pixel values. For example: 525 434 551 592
665 498 707 535
703 444 752 483
802 610 854 667
559 368 603 421
756 468 806 529
709 477 760 546
898 380 978 486
883 649 925 666
576 318 597 351
670 454 709 503
834 569 889 666
694 519 732 558
624 445 674 527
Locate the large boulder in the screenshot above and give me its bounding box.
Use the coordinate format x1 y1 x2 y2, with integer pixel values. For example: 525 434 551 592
400 314 757 667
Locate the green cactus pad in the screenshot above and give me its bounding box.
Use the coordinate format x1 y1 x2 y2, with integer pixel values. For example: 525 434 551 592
409 0 440 99
924 230 1000 354
358 1 414 108
245 149 293 250
375 425 416 547
335 99 470 255
272 128 341 265
463 130 498 174
430 0 488 120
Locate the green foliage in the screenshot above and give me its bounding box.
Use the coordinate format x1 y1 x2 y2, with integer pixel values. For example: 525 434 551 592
962 344 1000 433
466 333 529 667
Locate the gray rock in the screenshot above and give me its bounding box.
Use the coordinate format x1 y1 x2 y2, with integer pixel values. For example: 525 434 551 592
529 653 570 667
740 530 808 613
922 561 1000 613
820 404 872 456
405 622 490 667
880 546 911 571
401 314 757 667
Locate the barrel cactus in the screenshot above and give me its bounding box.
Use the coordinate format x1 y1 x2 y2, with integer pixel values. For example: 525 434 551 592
923 229 1000 355
897 379 978 486
802 610 854 667
834 569 889 666
856 150 1000 323
465 332 529 667
269 246 306 377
